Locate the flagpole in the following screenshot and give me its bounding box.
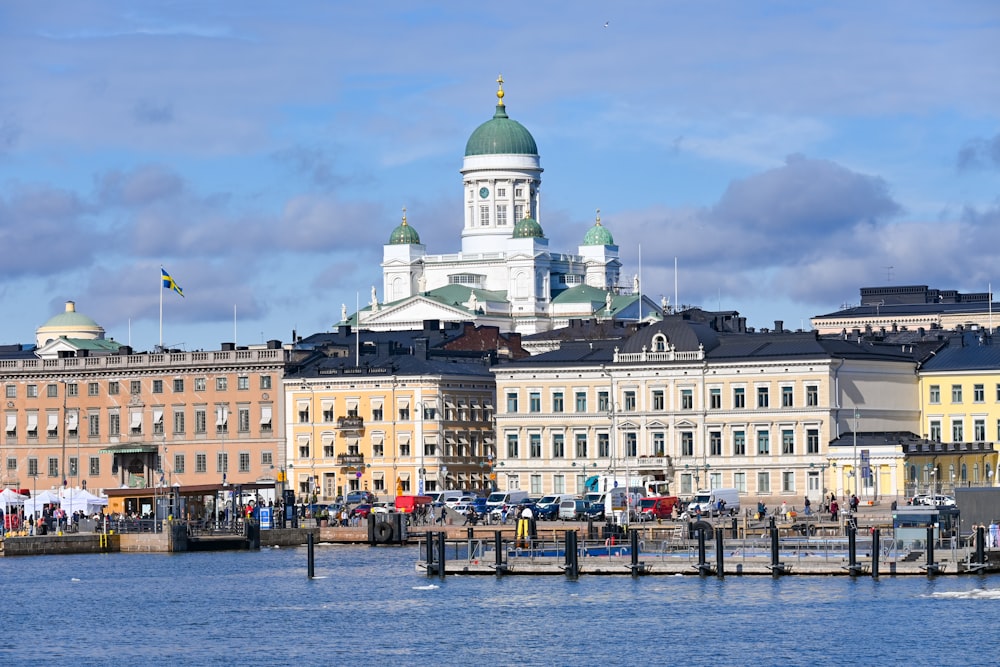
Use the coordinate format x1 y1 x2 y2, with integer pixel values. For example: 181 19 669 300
159 267 164 351
234 303 237 347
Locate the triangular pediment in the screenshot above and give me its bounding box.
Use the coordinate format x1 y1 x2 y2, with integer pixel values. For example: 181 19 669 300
674 419 698 428
362 296 472 324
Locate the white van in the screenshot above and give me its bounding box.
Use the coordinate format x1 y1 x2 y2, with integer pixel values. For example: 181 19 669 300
687 488 740 517
486 489 531 511
536 493 576 520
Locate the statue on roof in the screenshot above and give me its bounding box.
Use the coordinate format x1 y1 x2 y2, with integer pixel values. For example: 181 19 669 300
605 291 613 314
633 274 639 294
417 273 427 294
341 303 347 322
370 286 379 312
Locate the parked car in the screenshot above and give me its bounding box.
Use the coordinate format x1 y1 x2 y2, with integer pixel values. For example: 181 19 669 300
558 499 591 521
352 503 374 518
638 496 679 521
372 501 395 514
345 491 375 505
535 494 576 521
916 494 956 507
584 502 605 521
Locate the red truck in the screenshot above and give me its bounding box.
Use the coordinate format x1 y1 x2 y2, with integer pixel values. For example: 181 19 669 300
638 496 678 521
395 495 432 514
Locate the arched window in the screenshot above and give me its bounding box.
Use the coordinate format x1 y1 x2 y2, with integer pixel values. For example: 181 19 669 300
909 464 917 482
961 463 968 482
652 334 667 352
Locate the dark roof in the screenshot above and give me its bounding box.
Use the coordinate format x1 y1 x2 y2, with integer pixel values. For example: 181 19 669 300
919 331 1000 371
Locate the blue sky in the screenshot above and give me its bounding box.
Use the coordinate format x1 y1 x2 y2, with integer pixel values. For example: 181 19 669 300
1 1 998 350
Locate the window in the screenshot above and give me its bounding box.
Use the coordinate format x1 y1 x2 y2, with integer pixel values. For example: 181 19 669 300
371 404 383 421
929 420 941 442
782 471 795 493
506 433 519 458
598 391 609 412
757 431 770 455
238 407 250 433
216 377 228 391
238 376 249 391
952 420 964 442
173 379 184 393
781 386 793 408
653 432 665 456
195 378 206 392
553 474 565 494
552 392 564 413
575 392 587 412
88 382 99 396
973 384 984 402
4 385 14 399
109 412 120 436
624 432 637 457
929 385 940 403
217 452 229 474
88 414 100 437
757 471 770 494
734 472 746 493
67 383 78 397
733 431 746 456
322 404 335 422
27 384 38 398
423 404 436 420
152 380 164 394
624 391 636 411
239 452 250 473
69 457 78 477
529 433 541 458
506 393 518 413
529 392 541 413
130 381 141 395
196 454 207 473
174 411 185 434
598 433 610 457
89 457 100 476
709 388 721 410
807 428 819 454
575 433 588 458
806 385 818 407
653 390 665 410
195 408 207 434
514 204 524 221
153 410 164 435
47 413 58 437
782 429 794 454
530 474 542 494
497 187 507 197
216 407 229 434
260 375 272 390
174 453 185 474
28 458 38 476
479 205 489 226
951 384 962 403
298 405 310 423
398 405 409 420
552 433 565 458
733 387 745 409
757 386 769 408
47 384 58 398
108 381 119 395
496 205 507 226
681 432 694 457
975 419 985 441
709 431 722 456
130 411 142 436
680 389 693 410
48 457 58 477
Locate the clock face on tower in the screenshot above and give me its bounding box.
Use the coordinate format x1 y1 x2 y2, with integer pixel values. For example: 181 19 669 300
479 187 489 199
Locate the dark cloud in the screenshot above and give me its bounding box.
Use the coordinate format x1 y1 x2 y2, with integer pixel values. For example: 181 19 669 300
0 185 103 278
272 145 345 190
132 99 175 125
957 133 1000 171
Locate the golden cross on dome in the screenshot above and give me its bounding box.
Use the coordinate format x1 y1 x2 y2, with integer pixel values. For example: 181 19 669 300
496 74 505 106
401 206 407 225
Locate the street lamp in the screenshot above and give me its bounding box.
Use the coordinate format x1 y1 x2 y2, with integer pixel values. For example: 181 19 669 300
853 409 860 497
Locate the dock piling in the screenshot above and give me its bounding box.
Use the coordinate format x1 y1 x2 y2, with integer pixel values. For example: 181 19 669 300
871 528 880 579
715 527 725 579
307 532 315 579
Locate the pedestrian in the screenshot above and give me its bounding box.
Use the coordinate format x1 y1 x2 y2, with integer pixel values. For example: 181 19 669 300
830 499 839 521
780 501 789 520
439 505 447 525
850 494 859 513
804 496 812 516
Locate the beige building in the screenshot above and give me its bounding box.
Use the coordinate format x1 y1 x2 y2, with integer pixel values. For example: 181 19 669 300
494 312 921 506
1 302 288 498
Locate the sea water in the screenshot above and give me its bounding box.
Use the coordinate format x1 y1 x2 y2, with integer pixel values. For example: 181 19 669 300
1 545 998 666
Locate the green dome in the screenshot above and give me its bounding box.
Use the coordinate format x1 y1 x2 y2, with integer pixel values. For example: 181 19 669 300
582 211 614 245
464 79 537 156
512 216 544 239
388 211 421 245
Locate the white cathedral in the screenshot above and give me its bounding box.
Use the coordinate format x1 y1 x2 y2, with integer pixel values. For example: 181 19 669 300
352 77 659 335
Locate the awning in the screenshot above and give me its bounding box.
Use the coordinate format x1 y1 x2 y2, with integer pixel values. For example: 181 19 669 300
27 413 38 431
297 400 310 411
98 443 158 454
67 412 79 430
5 414 16 434
152 409 163 425
47 413 59 432
370 398 383 410
321 399 334 411
397 472 410 481
585 475 600 491
346 399 359 412
371 471 385 481
216 407 228 426
260 405 272 426
371 433 384 445
129 412 142 429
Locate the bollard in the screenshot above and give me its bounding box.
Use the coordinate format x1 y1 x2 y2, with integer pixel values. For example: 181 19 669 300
731 516 738 540
565 530 579 580
494 530 506 576
871 528 880 579
425 530 436 577
925 525 939 576
307 532 315 579
629 528 642 578
769 517 787 577
696 524 711 576
846 525 863 576
437 531 447 580
976 525 986 566
587 517 595 541
715 527 725 579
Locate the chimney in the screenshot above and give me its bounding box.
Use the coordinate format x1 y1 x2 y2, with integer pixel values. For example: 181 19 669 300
414 337 429 360
774 320 784 332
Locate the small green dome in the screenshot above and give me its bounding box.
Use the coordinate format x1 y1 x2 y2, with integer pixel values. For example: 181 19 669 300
582 211 614 245
513 216 544 239
388 210 421 245
464 78 538 157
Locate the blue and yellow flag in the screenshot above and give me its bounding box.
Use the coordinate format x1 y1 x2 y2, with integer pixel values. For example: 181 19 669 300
161 268 184 297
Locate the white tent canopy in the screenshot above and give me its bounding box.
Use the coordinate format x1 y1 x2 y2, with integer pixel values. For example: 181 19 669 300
1 488 26 517
58 487 109 515
22 489 61 518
